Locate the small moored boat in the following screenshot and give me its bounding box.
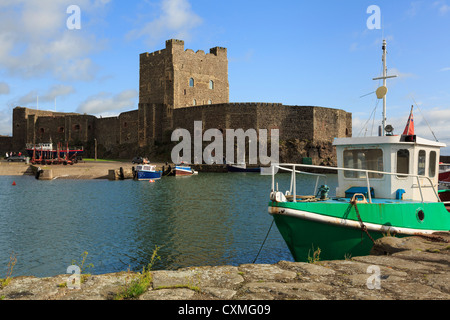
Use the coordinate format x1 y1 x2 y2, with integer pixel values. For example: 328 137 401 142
173 164 198 176
134 164 162 181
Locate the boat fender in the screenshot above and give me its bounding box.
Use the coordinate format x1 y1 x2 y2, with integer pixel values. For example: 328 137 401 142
35 168 43 180
271 191 287 202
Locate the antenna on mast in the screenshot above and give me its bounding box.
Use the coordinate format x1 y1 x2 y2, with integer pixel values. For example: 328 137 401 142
372 40 397 136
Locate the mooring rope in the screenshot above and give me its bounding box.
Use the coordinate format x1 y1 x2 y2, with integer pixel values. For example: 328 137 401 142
253 219 275 264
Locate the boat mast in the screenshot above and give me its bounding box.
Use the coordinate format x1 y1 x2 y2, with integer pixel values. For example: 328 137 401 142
373 40 397 136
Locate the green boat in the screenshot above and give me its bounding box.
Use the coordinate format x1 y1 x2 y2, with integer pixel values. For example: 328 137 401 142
268 40 450 262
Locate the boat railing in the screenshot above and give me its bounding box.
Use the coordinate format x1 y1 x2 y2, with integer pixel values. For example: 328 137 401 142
271 163 440 204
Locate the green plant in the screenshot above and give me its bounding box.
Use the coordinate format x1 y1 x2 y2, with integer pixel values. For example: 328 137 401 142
0 252 17 289
307 246 321 264
71 251 94 283
114 245 161 300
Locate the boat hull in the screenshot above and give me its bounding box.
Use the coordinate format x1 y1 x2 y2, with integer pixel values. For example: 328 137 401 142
174 166 196 176
227 165 261 173
135 170 162 181
269 199 450 261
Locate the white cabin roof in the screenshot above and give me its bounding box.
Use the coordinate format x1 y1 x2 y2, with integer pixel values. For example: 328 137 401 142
334 135 446 148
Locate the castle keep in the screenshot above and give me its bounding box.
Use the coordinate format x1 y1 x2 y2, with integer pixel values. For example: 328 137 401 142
8 39 352 164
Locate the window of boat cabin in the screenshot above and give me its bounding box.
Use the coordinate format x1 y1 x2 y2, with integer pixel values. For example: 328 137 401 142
397 149 410 178
418 150 426 176
429 151 437 178
343 149 384 179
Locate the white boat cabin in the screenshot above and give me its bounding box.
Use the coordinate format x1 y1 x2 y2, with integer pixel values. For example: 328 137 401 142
334 134 446 202
136 165 156 172
26 143 53 151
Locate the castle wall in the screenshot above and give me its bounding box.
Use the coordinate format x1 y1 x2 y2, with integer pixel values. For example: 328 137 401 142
119 110 139 144
95 117 120 150
313 107 352 142
0 136 12 155
12 107 93 150
138 103 166 146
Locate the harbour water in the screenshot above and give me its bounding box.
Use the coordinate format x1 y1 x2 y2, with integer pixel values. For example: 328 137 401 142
0 172 337 278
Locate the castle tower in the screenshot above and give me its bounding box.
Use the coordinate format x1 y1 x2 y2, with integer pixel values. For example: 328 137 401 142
138 39 229 145
139 39 229 109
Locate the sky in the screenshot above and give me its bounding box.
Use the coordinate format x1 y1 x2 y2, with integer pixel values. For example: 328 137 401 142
1 0 450 153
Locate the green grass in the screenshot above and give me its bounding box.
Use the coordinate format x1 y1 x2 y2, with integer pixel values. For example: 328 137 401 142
0 252 17 289
114 245 161 300
82 158 126 162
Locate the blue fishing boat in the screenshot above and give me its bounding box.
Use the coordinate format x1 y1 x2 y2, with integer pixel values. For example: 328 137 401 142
134 164 162 181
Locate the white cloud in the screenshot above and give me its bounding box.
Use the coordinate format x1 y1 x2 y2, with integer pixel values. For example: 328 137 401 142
0 108 12 136
0 0 109 81
440 67 450 72
127 0 202 45
0 82 10 95
353 106 450 154
406 1 422 18
433 1 450 14
17 85 75 106
77 89 138 115
387 68 417 79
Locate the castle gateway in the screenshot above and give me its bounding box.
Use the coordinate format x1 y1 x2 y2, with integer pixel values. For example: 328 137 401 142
10 39 352 164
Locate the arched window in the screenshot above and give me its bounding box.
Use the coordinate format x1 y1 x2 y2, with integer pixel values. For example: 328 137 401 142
189 78 194 87
193 99 197 106
209 80 214 90
208 100 212 105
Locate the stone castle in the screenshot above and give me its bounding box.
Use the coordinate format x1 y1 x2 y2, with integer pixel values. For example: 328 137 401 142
3 39 352 164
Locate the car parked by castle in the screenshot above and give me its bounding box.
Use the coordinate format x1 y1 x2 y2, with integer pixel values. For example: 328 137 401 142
7 155 26 162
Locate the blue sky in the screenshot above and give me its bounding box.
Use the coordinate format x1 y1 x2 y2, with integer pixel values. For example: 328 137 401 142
1 0 450 153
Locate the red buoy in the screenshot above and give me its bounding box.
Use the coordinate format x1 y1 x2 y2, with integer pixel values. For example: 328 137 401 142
12 181 16 186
